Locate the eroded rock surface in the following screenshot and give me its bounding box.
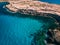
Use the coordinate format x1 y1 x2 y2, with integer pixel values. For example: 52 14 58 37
4 1 60 16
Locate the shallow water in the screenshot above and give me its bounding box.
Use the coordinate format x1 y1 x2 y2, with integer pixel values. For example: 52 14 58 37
0 14 44 45
0 2 58 45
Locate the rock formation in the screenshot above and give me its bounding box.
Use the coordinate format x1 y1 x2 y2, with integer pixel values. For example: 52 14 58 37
4 1 60 16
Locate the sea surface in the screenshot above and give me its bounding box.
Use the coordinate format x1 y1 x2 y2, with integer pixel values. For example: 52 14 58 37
40 0 60 4
0 2 58 45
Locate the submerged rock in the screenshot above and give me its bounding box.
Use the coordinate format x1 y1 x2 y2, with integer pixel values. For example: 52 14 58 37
46 28 60 45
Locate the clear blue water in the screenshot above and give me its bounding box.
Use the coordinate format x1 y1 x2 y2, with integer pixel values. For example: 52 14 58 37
0 2 58 45
0 14 44 45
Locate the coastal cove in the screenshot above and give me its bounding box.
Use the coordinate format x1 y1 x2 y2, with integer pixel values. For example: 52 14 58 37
0 2 59 45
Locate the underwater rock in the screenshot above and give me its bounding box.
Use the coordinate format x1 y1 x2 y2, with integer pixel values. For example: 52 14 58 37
46 28 60 45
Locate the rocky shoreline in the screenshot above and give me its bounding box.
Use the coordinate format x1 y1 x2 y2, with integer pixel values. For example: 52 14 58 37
3 1 60 24
4 1 60 16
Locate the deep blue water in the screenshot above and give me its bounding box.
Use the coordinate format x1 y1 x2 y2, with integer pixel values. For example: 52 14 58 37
40 0 60 4
0 2 58 45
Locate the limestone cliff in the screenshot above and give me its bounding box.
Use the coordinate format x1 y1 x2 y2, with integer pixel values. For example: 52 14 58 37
4 1 60 16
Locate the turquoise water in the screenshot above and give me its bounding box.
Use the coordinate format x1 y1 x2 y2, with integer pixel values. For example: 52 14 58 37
0 14 43 45
0 2 58 45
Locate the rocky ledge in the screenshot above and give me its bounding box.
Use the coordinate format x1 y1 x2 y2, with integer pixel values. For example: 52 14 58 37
4 0 60 16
